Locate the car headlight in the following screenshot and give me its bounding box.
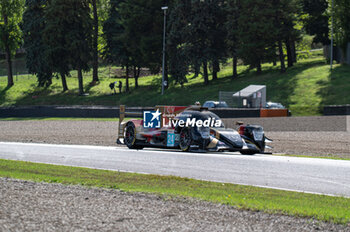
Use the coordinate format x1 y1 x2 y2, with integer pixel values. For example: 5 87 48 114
197 127 210 139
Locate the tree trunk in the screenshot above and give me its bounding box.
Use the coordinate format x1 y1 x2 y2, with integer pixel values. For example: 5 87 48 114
137 66 141 77
133 66 138 88
286 39 293 67
256 62 262 74
77 68 84 95
202 61 209 85
192 62 200 79
5 44 13 87
233 55 238 79
212 59 219 80
3 13 13 87
273 47 277 66
125 64 130 92
291 40 297 63
278 40 286 73
164 56 168 89
92 0 99 82
61 73 68 92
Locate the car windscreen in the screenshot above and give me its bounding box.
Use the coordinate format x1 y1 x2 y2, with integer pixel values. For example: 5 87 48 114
203 102 215 108
216 102 228 108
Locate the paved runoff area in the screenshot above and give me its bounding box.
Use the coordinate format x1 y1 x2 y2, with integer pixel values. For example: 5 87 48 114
1 141 350 197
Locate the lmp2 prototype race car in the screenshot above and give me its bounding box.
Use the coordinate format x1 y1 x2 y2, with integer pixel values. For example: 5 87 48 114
117 105 272 155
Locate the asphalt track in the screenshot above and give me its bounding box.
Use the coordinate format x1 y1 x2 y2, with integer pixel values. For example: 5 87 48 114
1 142 350 197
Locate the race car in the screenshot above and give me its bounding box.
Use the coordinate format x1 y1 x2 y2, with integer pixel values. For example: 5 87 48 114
117 105 272 155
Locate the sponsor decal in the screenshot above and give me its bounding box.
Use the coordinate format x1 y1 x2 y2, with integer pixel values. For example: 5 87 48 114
167 130 176 147
143 109 161 128
143 109 222 128
163 117 222 128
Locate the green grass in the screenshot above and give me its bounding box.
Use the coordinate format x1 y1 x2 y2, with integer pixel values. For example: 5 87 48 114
1 52 350 116
1 158 350 224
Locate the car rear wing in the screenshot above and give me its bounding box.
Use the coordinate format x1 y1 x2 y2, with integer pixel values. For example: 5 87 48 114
117 105 143 144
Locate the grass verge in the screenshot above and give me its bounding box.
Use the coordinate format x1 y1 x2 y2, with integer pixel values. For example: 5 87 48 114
0 158 349 224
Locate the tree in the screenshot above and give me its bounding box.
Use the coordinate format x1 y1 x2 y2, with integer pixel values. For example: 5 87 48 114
22 0 52 87
302 0 330 45
333 0 350 56
183 0 228 85
167 0 191 86
189 0 212 84
237 0 276 74
119 0 164 88
91 0 99 82
45 0 92 94
0 0 24 87
44 0 70 91
103 0 131 92
118 0 144 90
207 0 227 80
226 0 240 78
273 0 300 71
70 0 92 95
104 0 164 91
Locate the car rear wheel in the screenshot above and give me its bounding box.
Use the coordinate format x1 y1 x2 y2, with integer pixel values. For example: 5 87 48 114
124 123 143 150
179 128 192 152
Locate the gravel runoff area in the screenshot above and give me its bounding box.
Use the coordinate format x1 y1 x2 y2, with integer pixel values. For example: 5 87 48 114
1 178 348 232
0 120 350 158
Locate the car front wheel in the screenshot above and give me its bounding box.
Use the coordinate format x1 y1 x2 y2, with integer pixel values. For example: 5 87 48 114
179 128 192 152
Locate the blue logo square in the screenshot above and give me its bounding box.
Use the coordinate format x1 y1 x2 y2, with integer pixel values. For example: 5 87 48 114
143 110 161 128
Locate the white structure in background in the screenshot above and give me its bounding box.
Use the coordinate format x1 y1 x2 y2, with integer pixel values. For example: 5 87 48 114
219 85 266 108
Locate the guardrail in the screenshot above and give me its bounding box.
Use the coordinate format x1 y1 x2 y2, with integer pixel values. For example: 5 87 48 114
324 105 350 116
0 105 291 118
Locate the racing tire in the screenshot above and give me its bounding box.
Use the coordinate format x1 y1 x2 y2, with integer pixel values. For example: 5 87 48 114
240 150 256 155
124 123 144 150
179 127 192 152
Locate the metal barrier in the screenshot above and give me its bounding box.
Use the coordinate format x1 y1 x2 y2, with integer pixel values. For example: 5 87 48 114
260 109 289 117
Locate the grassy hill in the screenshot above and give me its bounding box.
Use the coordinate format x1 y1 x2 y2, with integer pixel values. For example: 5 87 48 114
1 53 349 116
